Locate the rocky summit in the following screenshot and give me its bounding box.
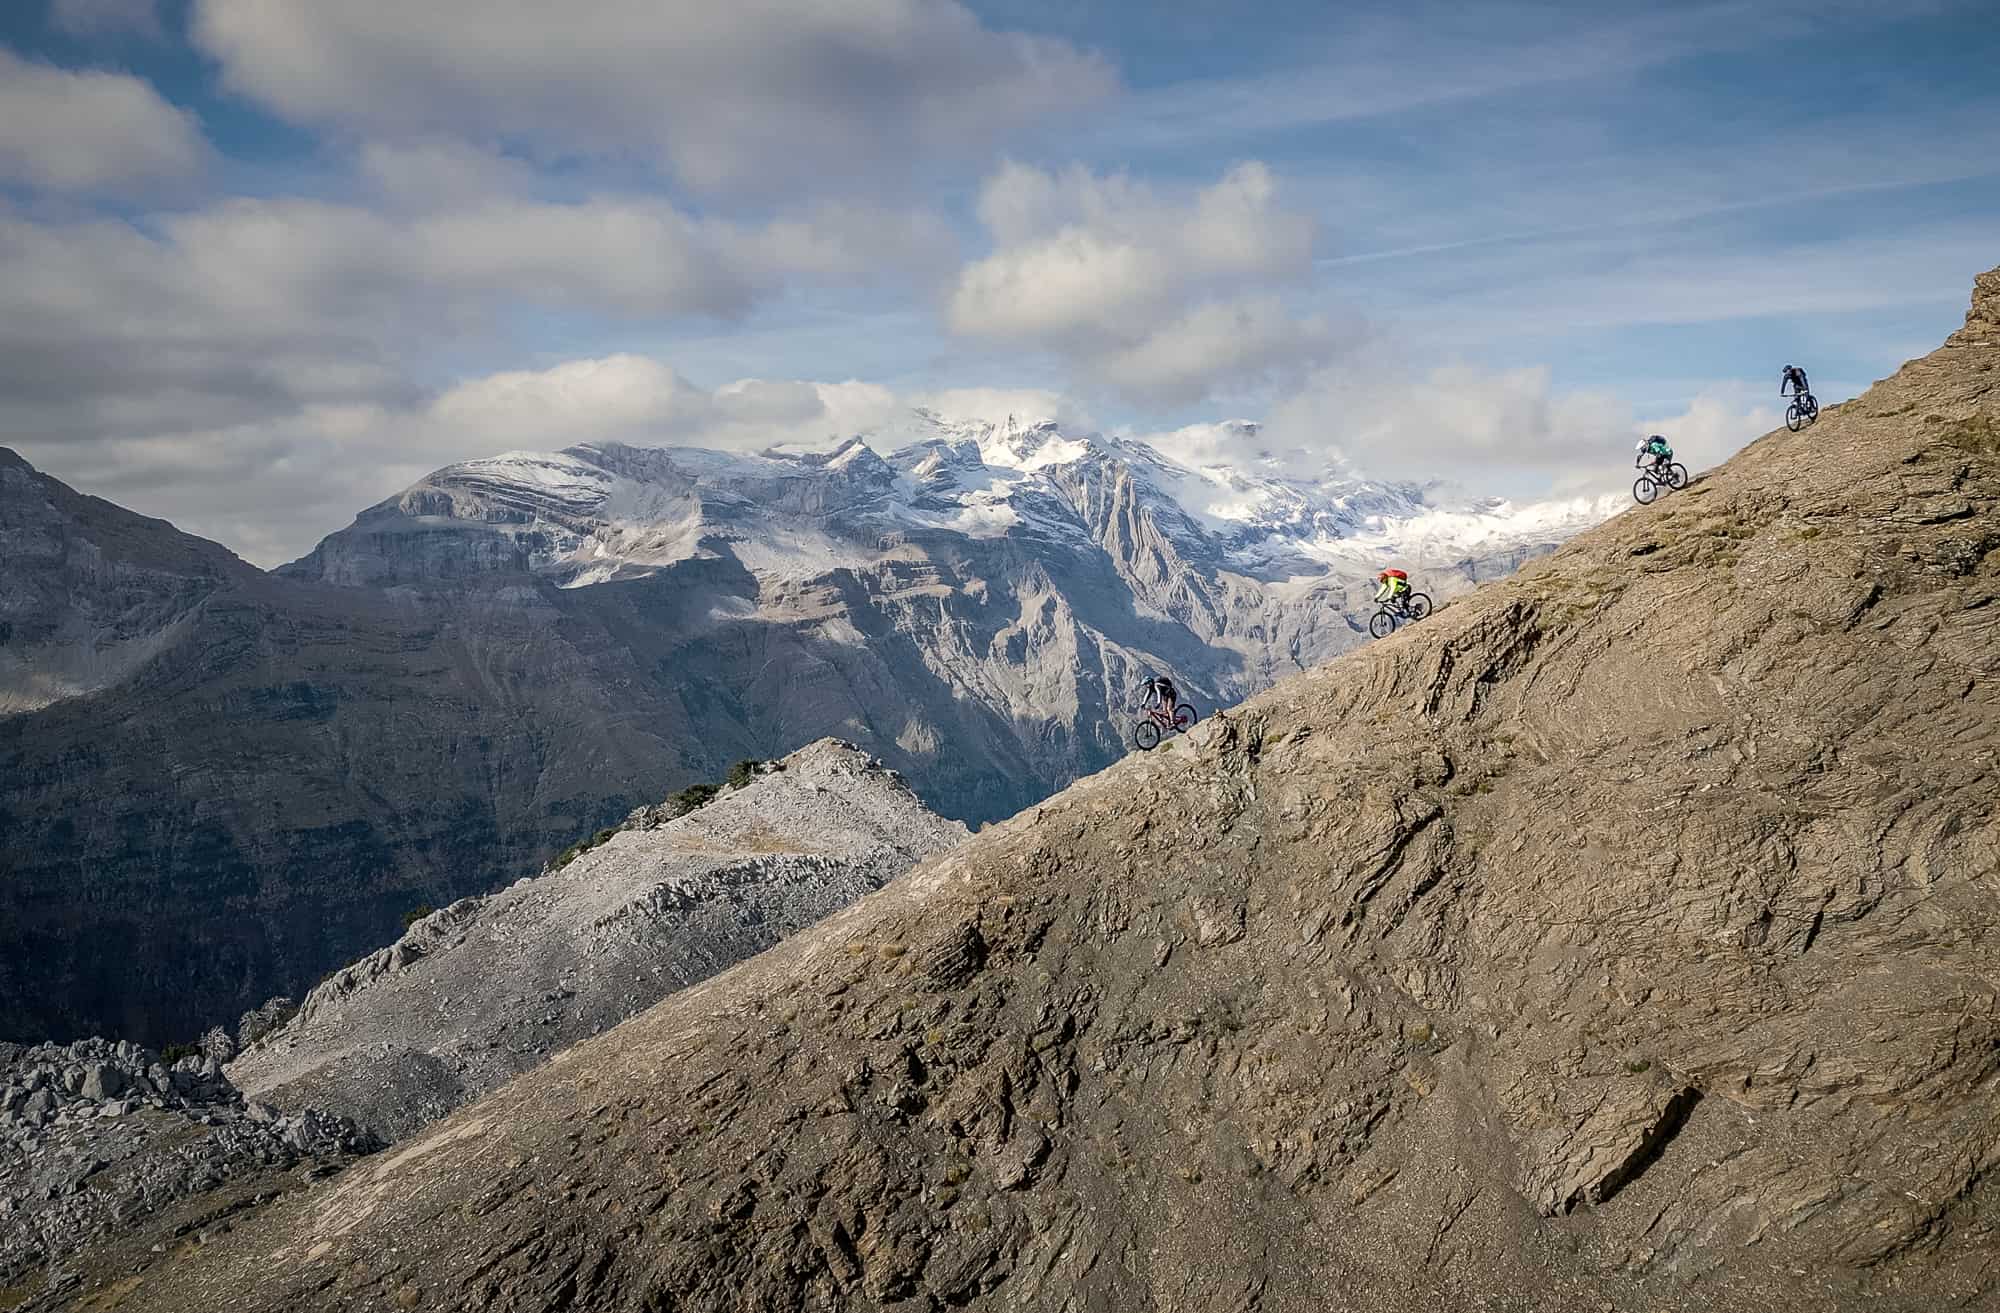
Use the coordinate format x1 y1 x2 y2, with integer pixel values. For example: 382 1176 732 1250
227 739 967 1144
83 271 2000 1311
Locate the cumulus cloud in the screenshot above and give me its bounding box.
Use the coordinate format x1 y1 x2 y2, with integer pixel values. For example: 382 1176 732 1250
190 0 1114 196
1095 298 1335 404
949 161 1325 402
0 175 954 566
49 0 163 37
0 50 207 191
355 139 542 212
0 190 950 424
910 387 1090 430
10 355 921 566
424 356 903 456
1247 350 1778 494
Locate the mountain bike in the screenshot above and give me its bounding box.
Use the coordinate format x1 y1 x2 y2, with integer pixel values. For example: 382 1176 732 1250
1785 392 1819 432
1632 456 1690 505
1368 591 1432 639
1131 698 1198 750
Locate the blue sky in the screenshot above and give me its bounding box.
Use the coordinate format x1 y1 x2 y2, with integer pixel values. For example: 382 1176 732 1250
1 0 1995 562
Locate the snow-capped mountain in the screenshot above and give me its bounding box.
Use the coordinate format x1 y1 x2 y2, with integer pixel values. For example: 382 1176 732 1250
290 410 1614 594
279 408 1612 824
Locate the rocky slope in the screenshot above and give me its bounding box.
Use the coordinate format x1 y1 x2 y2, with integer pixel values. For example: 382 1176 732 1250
0 1037 375 1306
227 740 966 1143
89 266 2000 1312
1 411 1586 1047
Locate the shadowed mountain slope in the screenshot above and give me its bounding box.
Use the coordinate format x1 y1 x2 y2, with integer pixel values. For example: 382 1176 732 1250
0 449 256 715
42 268 2000 1312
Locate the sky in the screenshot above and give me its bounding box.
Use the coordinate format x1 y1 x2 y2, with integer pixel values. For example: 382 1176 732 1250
1 0 1996 565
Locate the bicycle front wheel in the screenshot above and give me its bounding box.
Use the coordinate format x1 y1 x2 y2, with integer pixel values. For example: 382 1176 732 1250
1667 463 1689 490
1633 475 1658 505
1369 609 1396 639
1405 593 1433 621
1133 719 1161 751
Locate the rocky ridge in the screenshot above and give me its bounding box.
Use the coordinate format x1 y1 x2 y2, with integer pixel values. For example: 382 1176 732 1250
95 265 2000 1312
0 1038 375 1305
0 450 255 716
226 739 967 1143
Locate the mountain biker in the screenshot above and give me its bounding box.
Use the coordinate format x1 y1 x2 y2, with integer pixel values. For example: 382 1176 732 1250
1140 673 1178 718
1375 568 1411 608
1781 365 1811 400
1637 434 1673 471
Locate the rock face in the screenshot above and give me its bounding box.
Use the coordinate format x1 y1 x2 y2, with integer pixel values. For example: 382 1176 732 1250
1946 265 2000 347
95 267 2000 1312
0 554 727 1047
227 739 967 1143
0 449 255 715
1 413 1587 1048
0 1037 375 1302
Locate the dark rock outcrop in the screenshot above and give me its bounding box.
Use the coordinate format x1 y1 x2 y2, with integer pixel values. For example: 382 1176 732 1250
87 273 2000 1311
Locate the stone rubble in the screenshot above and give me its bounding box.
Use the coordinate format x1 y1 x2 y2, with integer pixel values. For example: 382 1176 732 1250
0 1036 377 1296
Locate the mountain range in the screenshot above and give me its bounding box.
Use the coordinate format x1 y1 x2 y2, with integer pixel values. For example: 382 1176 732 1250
87 263 2000 1313
0 409 1606 1045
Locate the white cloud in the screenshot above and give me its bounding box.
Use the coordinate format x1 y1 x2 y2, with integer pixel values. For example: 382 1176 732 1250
0 177 953 565
11 355 920 566
949 161 1324 402
911 387 1087 430
1095 298 1334 404
0 50 206 192
1643 389 1783 479
0 190 950 400
1255 349 1780 494
355 139 542 212
190 0 1114 196
953 161 1312 338
49 0 163 37
424 356 901 456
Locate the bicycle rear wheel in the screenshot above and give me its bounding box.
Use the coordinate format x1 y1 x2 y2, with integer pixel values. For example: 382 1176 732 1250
1405 592 1433 620
1132 720 1161 751
1173 704 1197 733
1369 609 1396 639
1667 463 1689 490
1633 475 1658 505
1786 403 1806 432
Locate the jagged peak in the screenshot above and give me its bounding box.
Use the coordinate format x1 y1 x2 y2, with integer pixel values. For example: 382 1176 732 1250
1947 263 2000 348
